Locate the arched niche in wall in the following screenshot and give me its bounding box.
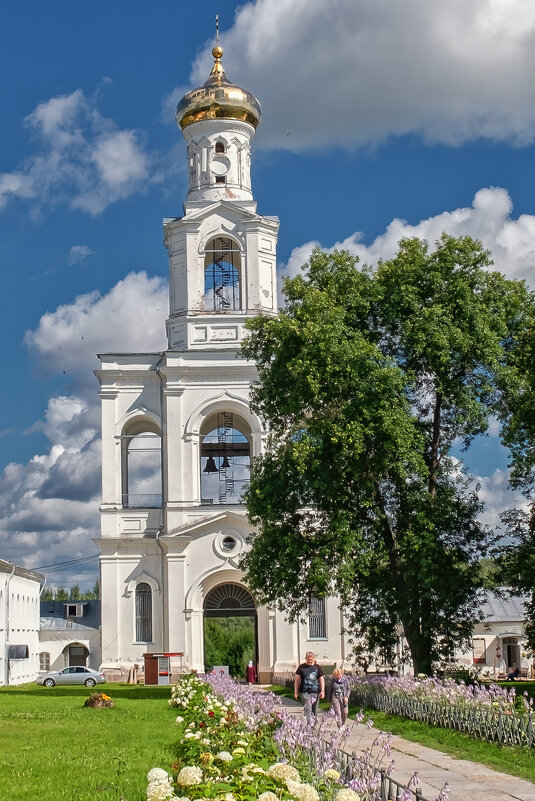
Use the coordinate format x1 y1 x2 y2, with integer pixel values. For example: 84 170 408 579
120 417 162 509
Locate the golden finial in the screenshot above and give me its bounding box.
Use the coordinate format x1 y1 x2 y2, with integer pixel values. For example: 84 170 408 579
213 14 223 60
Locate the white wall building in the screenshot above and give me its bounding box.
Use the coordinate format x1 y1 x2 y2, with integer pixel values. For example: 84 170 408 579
0 559 43 686
459 592 533 678
96 46 349 681
39 600 102 674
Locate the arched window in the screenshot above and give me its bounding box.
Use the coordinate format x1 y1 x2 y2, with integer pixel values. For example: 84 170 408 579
135 583 152 643
121 420 162 508
215 140 226 153
204 237 241 312
204 584 256 616
200 412 250 505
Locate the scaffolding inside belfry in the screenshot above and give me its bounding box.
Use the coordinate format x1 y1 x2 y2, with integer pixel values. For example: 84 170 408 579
200 412 251 505
217 411 235 503
204 237 241 311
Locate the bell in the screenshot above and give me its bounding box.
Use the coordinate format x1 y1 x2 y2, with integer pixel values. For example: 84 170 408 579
203 455 218 473
221 455 231 469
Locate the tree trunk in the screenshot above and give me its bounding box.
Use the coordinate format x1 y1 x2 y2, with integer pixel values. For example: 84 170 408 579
402 620 433 675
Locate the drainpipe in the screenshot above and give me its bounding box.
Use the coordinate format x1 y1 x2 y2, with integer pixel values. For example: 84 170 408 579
4 563 16 686
155 355 168 653
155 529 168 652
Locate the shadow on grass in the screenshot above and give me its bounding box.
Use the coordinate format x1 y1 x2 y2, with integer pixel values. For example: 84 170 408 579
0 683 172 700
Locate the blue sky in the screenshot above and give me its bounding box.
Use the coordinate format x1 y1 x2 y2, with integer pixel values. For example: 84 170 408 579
0 0 533 587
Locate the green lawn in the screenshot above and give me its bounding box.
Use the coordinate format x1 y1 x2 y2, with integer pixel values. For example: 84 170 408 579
268 685 535 784
0 683 176 801
496 680 535 705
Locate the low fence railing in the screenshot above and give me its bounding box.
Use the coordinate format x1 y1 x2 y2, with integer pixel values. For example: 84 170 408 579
274 676 432 801
273 674 534 749
331 746 428 801
349 684 534 749
122 493 162 508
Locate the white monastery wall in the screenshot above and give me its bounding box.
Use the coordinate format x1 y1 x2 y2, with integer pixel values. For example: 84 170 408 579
0 561 43 686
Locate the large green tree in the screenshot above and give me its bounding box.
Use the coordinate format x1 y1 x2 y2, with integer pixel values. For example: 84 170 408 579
241 236 532 674
500 308 535 650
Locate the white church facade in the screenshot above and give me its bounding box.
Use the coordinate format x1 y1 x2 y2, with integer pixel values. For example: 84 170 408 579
95 46 349 680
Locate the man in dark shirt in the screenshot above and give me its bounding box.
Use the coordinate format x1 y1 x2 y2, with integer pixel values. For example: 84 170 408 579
294 651 325 723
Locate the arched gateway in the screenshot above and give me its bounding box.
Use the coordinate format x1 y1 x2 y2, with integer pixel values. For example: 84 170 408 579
203 583 257 677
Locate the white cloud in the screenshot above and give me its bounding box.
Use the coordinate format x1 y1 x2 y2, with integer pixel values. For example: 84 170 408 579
281 187 535 286
24 271 167 393
477 469 529 532
180 0 535 151
67 245 95 265
0 273 168 583
0 89 150 215
0 394 101 582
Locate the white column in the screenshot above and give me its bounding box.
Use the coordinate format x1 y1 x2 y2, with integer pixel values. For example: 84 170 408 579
166 550 187 653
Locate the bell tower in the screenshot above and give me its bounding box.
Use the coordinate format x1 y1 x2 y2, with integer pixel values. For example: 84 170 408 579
164 47 279 352
96 32 346 679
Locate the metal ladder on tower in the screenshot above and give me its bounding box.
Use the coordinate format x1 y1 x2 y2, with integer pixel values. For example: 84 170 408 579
218 412 234 502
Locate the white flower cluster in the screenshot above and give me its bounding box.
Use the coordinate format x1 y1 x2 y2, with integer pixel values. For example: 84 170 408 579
146 769 176 801
258 793 279 801
267 763 301 784
216 751 233 762
240 763 266 782
176 765 204 786
323 769 341 781
335 789 361 801
287 779 320 801
169 674 207 709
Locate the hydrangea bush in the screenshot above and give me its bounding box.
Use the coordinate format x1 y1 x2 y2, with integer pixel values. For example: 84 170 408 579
147 673 448 801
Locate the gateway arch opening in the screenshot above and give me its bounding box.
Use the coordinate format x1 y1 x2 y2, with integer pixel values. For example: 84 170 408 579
203 583 257 678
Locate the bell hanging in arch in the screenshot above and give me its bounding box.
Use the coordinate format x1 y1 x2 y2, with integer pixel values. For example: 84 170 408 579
203 455 218 473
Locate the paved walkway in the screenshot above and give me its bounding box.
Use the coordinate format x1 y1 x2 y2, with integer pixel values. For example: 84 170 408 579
270 693 535 801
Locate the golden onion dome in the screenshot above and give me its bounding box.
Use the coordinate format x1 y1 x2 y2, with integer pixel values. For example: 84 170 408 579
176 46 261 131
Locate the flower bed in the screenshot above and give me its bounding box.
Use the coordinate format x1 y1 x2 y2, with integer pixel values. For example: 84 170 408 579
348 674 532 714
344 674 535 748
146 674 448 801
83 691 114 708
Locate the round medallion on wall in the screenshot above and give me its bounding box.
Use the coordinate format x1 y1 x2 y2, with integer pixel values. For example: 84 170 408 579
213 531 242 559
211 156 230 176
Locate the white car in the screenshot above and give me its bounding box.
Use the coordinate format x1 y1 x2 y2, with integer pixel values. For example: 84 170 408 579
36 666 106 688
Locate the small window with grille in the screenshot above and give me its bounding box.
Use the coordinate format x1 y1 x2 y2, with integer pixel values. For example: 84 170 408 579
40 652 51 671
215 141 226 153
308 597 327 639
